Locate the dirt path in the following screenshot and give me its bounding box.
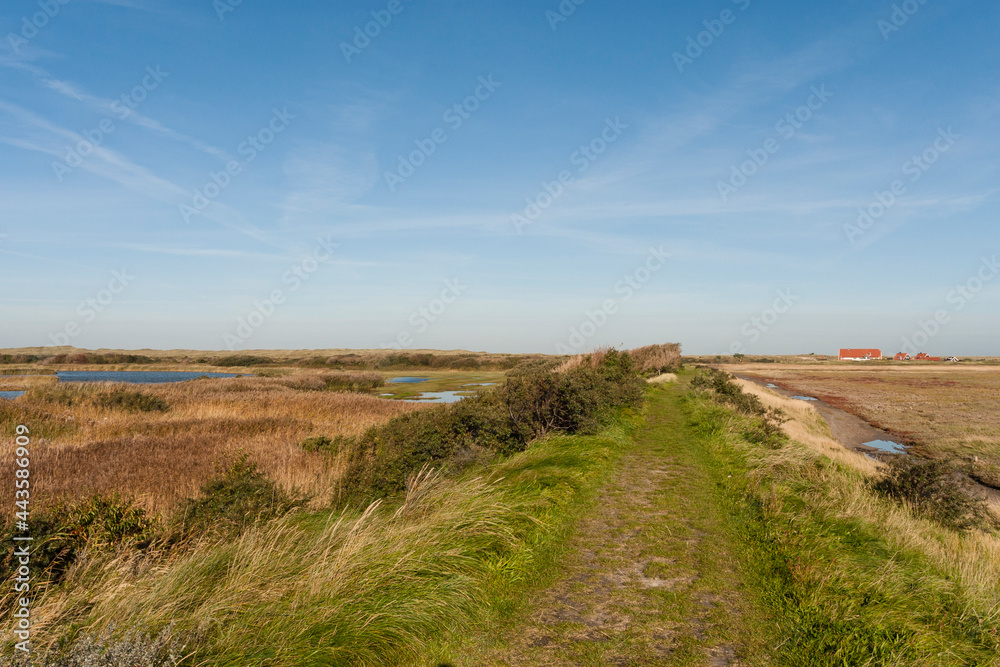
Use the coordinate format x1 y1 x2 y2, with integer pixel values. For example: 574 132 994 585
474 385 759 666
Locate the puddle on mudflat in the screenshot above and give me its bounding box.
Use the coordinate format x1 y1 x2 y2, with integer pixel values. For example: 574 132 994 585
766 383 778 388
791 396 818 401
864 439 907 455
404 391 466 404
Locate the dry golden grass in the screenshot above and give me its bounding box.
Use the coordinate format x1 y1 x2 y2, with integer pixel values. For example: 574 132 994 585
0 374 427 515
553 346 613 373
629 343 682 373
555 343 681 375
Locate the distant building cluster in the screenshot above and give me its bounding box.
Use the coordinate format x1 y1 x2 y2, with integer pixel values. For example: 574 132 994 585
893 352 960 362
838 349 959 362
838 348 882 360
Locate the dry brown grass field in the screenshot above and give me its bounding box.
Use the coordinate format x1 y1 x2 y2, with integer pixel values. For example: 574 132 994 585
729 361 1000 486
0 371 431 515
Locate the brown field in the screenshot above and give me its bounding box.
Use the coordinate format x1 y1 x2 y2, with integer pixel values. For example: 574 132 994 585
0 371 432 515
729 362 1000 486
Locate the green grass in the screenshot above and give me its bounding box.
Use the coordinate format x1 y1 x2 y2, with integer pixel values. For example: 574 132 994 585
684 374 1000 665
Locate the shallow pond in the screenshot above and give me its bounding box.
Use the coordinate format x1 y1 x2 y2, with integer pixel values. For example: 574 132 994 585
404 391 467 404
0 391 26 400
389 377 429 384
57 371 242 384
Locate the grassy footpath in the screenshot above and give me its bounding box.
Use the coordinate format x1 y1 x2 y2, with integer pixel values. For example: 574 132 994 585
445 378 772 665
450 372 1000 666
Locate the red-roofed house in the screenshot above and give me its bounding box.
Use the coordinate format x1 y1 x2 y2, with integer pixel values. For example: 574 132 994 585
913 353 943 361
894 353 911 361
839 349 882 360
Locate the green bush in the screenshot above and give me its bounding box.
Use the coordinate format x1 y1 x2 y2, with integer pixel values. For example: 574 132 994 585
319 372 384 392
301 435 334 452
172 455 302 539
871 457 992 531
501 351 643 440
281 372 384 393
26 386 169 413
0 354 41 364
25 384 88 408
212 355 273 367
96 390 170 413
338 351 645 501
0 494 154 587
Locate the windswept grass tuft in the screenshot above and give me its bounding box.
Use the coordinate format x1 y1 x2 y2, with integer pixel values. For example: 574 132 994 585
95 390 170 413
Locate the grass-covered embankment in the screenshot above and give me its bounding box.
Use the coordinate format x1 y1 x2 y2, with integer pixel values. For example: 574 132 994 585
685 369 1000 664
2 347 679 665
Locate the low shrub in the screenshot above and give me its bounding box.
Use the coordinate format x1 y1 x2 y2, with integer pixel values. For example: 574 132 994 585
281 372 384 393
503 350 644 440
96 390 170 413
25 385 88 408
172 455 302 539
0 354 41 364
212 355 273 367
0 494 154 587
0 625 185 667
318 372 383 392
871 457 992 531
301 435 334 452
26 386 169 413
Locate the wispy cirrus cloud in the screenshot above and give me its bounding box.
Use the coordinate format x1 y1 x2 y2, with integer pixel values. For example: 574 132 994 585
0 99 272 245
28 67 232 161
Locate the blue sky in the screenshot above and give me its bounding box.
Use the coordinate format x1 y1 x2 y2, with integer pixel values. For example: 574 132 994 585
1 0 998 355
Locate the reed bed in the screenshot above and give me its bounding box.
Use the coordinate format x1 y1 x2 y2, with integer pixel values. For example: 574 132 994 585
0 375 426 514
